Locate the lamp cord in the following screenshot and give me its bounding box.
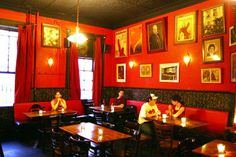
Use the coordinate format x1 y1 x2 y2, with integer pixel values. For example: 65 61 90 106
76 0 79 28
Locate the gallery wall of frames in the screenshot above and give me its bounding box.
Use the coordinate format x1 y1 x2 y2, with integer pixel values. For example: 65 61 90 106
103 0 236 93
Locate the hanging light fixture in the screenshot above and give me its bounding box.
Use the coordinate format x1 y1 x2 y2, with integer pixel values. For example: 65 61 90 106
67 0 87 44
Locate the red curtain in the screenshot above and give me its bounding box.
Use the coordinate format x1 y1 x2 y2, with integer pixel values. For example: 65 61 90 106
14 25 34 103
93 37 102 106
69 44 81 99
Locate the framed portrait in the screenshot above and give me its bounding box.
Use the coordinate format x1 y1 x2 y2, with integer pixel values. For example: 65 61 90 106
116 63 126 82
140 64 152 77
42 24 60 48
175 11 197 44
231 52 236 82
115 29 128 58
147 18 167 52
159 63 179 83
201 68 221 83
202 5 225 37
202 37 223 63
229 26 236 46
129 24 142 55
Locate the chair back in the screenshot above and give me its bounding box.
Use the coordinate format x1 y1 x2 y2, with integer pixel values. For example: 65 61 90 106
60 112 78 126
92 110 105 125
51 128 67 156
175 137 196 157
125 105 138 121
69 136 89 157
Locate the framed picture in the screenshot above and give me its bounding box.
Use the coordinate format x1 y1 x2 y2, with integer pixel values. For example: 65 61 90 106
175 11 197 44
231 52 236 82
229 26 236 46
116 63 126 82
129 24 142 55
201 68 221 83
42 24 60 48
147 18 167 52
78 39 94 57
140 64 152 77
202 37 223 63
159 63 179 83
115 29 128 58
202 5 225 37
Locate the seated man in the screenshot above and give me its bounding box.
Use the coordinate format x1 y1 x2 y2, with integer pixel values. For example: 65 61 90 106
51 91 67 111
111 90 126 109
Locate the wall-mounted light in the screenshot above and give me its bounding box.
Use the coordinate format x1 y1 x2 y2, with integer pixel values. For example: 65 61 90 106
183 53 191 67
48 57 54 67
129 60 136 69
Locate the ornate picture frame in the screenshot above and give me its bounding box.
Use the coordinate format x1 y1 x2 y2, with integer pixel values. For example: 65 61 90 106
175 11 197 44
115 29 128 58
42 24 60 48
159 63 179 83
202 37 223 63
129 24 142 55
229 26 236 46
202 5 225 37
201 68 221 83
147 18 167 53
140 64 152 78
116 63 126 82
231 52 236 82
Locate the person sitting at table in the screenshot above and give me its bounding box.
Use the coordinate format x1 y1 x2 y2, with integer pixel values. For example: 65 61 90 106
111 90 126 109
166 94 185 118
51 91 67 111
138 94 161 150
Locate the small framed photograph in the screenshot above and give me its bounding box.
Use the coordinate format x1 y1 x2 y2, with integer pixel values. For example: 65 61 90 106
202 37 223 63
201 68 221 83
202 5 225 37
229 26 236 46
175 11 197 44
231 52 236 82
129 24 142 55
42 24 60 48
147 18 167 53
159 63 179 83
140 64 152 78
115 29 128 58
116 63 126 82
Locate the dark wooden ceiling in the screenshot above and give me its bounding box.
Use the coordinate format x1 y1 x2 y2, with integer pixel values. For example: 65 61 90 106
0 0 205 29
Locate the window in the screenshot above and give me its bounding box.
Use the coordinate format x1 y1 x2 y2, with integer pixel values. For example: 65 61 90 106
0 27 18 107
79 58 93 99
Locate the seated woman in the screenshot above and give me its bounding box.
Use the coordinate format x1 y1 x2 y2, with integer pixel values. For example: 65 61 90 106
51 91 67 111
166 94 185 118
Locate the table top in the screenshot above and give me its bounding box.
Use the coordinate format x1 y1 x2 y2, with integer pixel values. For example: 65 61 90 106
155 117 208 129
24 110 77 118
59 122 131 143
89 106 124 113
192 139 236 157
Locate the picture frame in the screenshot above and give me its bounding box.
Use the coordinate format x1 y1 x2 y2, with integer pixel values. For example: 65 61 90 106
201 68 221 83
159 63 179 83
140 64 152 78
42 24 60 48
229 26 236 46
115 29 128 58
175 11 197 44
116 63 126 82
202 5 225 37
202 37 223 63
231 52 236 82
147 18 167 52
129 24 142 55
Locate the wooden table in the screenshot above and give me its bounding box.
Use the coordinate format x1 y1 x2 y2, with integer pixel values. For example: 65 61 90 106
59 122 131 143
24 110 77 119
156 117 208 129
193 139 236 156
89 106 123 113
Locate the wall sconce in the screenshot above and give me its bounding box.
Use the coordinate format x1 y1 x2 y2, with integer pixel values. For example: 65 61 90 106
129 60 136 69
48 57 54 67
183 53 191 66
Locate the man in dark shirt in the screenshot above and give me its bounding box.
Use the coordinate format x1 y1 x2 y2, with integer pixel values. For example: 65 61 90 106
112 90 126 109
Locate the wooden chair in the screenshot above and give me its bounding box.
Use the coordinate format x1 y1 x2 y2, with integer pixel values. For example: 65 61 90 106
69 136 90 157
174 137 197 157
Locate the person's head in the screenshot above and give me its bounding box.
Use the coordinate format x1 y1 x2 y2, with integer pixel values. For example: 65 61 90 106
148 93 158 106
118 90 124 97
152 25 159 34
208 44 215 53
171 94 181 106
55 91 62 99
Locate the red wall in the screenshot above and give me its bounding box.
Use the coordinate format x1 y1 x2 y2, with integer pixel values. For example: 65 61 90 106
0 8 113 88
104 0 236 93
